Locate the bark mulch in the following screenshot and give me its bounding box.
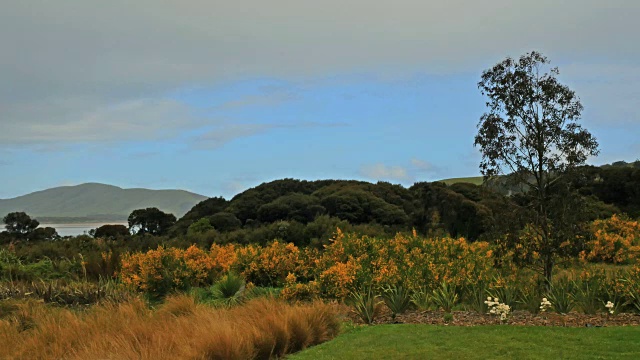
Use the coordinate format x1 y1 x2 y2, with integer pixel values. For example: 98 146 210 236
345 307 640 327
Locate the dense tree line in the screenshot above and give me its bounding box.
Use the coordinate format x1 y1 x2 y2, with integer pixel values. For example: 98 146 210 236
2 164 637 249
162 165 637 247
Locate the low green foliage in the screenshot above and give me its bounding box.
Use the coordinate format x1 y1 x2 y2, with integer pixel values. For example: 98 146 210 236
350 288 383 324
443 313 454 323
518 285 542 314
381 285 411 319
573 278 603 314
410 287 430 311
623 278 640 313
0 278 130 305
290 325 640 359
463 282 488 313
487 281 519 310
547 277 576 314
430 281 458 312
192 272 246 307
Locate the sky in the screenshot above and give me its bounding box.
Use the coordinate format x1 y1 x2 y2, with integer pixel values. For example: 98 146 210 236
1 1 639 199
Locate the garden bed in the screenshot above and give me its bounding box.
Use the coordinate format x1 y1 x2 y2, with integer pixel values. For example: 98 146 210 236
347 307 640 327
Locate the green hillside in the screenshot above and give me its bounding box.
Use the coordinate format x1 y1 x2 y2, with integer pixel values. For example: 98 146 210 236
0 183 208 222
437 176 484 186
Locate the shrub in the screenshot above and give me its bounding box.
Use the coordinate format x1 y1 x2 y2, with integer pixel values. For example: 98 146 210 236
463 282 489 313
573 277 604 315
281 273 320 301
234 241 303 287
410 287 431 311
381 285 412 319
119 245 227 298
547 277 576 314
316 230 495 299
581 215 640 264
430 281 459 313
487 276 519 310
350 287 383 324
193 272 246 307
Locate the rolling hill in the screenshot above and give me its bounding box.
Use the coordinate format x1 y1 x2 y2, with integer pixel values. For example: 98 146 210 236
437 176 484 186
0 183 208 222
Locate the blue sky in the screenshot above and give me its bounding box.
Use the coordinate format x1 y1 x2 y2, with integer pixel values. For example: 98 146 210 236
1 1 639 199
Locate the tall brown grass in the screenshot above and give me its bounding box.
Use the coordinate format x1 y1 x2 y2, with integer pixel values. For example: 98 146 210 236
0 295 341 359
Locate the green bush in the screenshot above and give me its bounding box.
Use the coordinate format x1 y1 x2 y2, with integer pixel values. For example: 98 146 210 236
547 277 576 314
431 281 459 313
410 287 431 311
193 272 246 307
350 287 383 324
381 285 411 319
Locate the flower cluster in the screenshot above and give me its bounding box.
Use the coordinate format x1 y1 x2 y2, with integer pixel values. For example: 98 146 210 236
580 215 640 264
605 301 615 315
315 230 496 299
485 296 511 322
119 231 500 298
540 297 552 312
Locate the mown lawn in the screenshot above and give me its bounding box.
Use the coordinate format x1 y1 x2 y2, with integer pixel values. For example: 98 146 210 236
290 324 640 359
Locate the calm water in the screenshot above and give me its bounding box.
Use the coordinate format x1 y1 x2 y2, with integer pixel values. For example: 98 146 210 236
41 223 128 237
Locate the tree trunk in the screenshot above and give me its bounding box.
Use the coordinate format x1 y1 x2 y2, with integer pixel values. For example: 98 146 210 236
543 253 554 290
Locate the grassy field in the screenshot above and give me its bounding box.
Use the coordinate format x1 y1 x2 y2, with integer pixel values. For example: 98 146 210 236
437 176 484 185
290 324 640 359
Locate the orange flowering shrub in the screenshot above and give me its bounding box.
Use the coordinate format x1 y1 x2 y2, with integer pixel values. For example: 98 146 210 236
280 273 321 301
209 243 237 273
581 215 640 264
120 245 224 297
314 229 495 299
119 229 497 299
234 240 304 287
120 246 191 297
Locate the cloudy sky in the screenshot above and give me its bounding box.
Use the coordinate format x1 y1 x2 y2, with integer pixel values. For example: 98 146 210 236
1 1 639 199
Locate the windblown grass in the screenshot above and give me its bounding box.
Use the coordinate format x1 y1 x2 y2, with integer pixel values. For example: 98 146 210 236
0 295 341 359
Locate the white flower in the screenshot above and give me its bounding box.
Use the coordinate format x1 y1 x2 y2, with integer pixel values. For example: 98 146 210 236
486 299 510 322
605 301 615 314
539 298 552 313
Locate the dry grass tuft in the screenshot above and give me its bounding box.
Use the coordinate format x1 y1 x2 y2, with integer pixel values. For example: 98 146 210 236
0 296 341 360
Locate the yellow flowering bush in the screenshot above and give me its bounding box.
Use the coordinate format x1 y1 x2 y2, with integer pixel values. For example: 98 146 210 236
234 240 304 287
280 273 321 301
581 215 640 264
314 229 495 299
120 246 191 297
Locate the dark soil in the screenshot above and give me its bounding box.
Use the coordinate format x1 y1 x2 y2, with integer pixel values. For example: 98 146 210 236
346 307 640 327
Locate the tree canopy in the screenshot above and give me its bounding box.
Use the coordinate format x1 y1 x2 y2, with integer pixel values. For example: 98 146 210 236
128 208 176 236
474 51 600 283
3 212 40 236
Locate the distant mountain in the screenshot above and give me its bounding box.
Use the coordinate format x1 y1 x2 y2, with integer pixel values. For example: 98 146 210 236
0 183 208 223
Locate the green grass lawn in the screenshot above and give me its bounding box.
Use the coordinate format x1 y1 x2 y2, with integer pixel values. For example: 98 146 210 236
290 324 640 359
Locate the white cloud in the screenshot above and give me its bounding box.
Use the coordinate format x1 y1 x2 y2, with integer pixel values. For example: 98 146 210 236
360 163 411 182
0 97 204 145
411 158 435 172
194 121 348 149
194 124 274 149
1 0 638 144
214 91 297 111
